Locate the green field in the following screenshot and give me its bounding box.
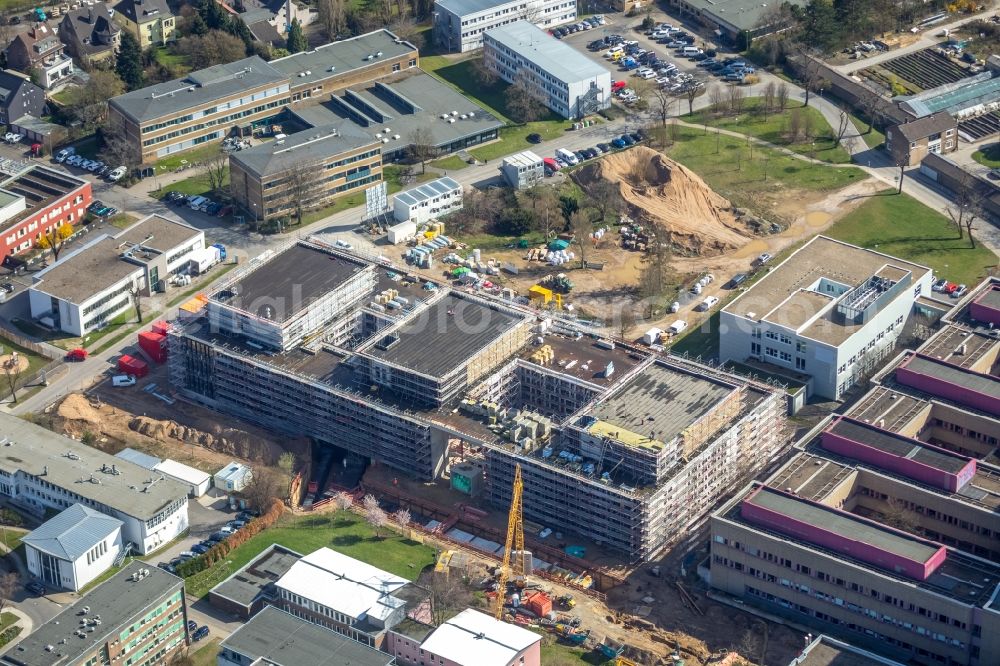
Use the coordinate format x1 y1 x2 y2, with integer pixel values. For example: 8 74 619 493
183 511 436 599
190 639 221 666
665 125 863 199
539 635 612 665
470 121 572 162
0 527 25 553
429 155 470 171
825 191 997 286
0 333 51 379
972 144 1000 169
848 111 885 150
155 143 224 172
152 46 191 71
683 98 851 164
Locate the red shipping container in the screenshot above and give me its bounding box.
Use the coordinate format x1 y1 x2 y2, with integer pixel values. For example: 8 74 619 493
138 331 168 364
118 354 149 378
151 320 169 336
524 592 552 617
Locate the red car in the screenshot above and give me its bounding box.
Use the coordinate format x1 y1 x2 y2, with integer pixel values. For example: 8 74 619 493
943 282 959 295
65 348 88 361
611 80 628 92
542 157 561 172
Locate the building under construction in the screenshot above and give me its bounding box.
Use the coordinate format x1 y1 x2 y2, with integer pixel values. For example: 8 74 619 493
168 239 788 561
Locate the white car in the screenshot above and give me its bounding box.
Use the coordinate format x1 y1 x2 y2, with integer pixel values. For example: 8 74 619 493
112 374 136 387
757 252 773 265
107 166 126 182
4 132 22 144
668 320 688 335
55 148 74 163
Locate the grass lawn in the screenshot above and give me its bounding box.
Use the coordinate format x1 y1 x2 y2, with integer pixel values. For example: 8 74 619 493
189 639 221 666
539 635 611 665
453 231 545 252
152 46 190 71
0 528 25 552
430 155 470 171
0 613 17 632
50 89 74 106
290 168 434 227
683 98 851 164
826 191 997 286
470 121 572 162
152 167 228 201
670 310 721 360
108 213 143 230
849 112 885 150
665 125 863 199
183 511 436 600
155 143 223 172
0 333 51 378
972 143 1000 169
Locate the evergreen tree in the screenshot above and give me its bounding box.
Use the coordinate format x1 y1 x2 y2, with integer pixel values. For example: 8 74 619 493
802 0 839 53
199 0 231 31
227 18 255 55
115 31 144 91
188 12 209 35
286 19 307 54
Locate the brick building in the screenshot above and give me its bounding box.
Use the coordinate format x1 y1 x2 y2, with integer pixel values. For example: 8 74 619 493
0 165 90 264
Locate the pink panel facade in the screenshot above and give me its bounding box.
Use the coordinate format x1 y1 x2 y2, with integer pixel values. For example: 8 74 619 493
896 355 1000 417
969 287 1000 326
740 487 947 581
821 418 976 493
386 630 542 666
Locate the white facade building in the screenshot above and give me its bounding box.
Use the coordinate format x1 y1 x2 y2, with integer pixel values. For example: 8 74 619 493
434 0 576 53
215 461 252 492
483 21 610 119
392 176 463 226
500 150 544 189
154 459 212 497
28 215 204 336
719 236 935 401
23 504 123 592
0 413 189 555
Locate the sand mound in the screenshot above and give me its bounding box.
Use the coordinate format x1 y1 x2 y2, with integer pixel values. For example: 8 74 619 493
573 146 757 256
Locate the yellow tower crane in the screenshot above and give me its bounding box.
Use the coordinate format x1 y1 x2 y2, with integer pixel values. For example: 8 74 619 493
494 463 525 620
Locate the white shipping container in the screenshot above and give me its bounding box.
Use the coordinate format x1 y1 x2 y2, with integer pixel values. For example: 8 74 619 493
387 221 418 244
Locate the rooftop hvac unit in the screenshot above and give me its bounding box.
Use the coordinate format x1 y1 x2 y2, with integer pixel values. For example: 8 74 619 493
451 111 458 116
440 113 448 119
376 51 383 56
448 118 456 123
376 133 382 138
460 114 468 119
384 127 391 133
382 138 390 143
393 134 400 140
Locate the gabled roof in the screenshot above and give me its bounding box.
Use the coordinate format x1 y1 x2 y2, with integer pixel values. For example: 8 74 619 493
890 111 955 142
22 503 123 561
248 20 283 46
112 0 173 24
60 6 121 56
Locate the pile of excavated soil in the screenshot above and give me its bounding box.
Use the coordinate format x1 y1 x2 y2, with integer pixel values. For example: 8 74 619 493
573 146 757 257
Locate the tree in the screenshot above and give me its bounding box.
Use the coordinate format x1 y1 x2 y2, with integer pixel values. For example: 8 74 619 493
362 493 387 538
317 0 347 39
835 106 850 145
116 30 144 90
241 468 284 512
176 31 246 70
470 56 498 87
428 572 478 626
528 185 560 241
1 355 23 404
707 84 725 116
617 306 636 341
277 451 296 494
286 19 307 53
0 572 18 614
588 178 621 223
799 0 839 53
727 84 746 116
649 86 675 128
685 82 700 116
204 152 228 196
35 223 74 263
797 48 828 107
128 281 143 323
504 71 545 123
946 177 987 249
333 491 354 510
776 82 790 111
570 209 593 268
762 82 776 120
408 128 437 174
559 194 578 228
393 507 411 527
198 0 231 31
99 114 140 169
66 70 125 130
283 161 323 225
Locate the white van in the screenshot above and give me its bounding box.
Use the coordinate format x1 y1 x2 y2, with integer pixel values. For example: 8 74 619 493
668 320 688 335
697 296 720 311
637 68 656 79
112 374 136 387
555 148 578 166
680 46 702 57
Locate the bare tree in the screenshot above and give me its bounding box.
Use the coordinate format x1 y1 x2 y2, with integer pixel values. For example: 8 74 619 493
504 71 546 123
100 114 141 170
241 468 284 512
428 572 478 625
67 70 125 130
788 108 803 142
470 57 498 87
708 84 725 116
128 281 143 323
408 128 438 174
168 652 195 666
285 161 323 225
316 0 347 39
857 88 884 135
588 179 622 223
776 82 790 111
798 49 828 107
362 493 387 538
617 307 636 341
881 497 918 533
835 107 851 145
762 82 776 120
1 356 23 405
727 84 747 116
685 83 700 116
946 177 987 248
204 152 228 195
570 209 594 269
393 507 412 527
649 86 675 128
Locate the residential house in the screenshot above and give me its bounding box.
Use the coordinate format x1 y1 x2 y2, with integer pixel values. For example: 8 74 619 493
59 5 122 67
112 0 176 48
22 503 124 592
0 70 45 126
3 24 74 90
231 0 317 38
886 111 958 167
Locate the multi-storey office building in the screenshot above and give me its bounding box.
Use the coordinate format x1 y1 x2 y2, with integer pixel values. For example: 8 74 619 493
0 561 188 666
719 235 935 401
168 244 789 562
229 123 383 224
0 413 189 554
0 165 91 262
483 20 610 119
434 0 577 52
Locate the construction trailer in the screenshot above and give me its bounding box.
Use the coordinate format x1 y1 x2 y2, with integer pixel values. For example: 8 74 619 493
167 242 789 563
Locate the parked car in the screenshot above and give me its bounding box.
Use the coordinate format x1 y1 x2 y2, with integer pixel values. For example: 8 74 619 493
191 543 210 554
526 133 542 144
756 252 773 265
66 348 88 361
55 147 74 163
952 284 968 298
208 532 228 542
932 278 948 292
943 282 959 295
611 137 626 149
726 273 748 289
112 374 136 387
157 562 176 574
193 626 210 641
25 581 45 595
620 134 635 146
187 620 198 633
219 525 235 535
107 166 127 182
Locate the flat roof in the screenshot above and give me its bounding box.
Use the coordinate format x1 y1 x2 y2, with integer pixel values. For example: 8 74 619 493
295 70 503 151
153 459 211 485
520 334 645 387
230 122 378 178
210 544 301 609
115 447 161 470
0 166 86 235
270 29 417 91
828 417 970 474
0 413 188 521
484 21 610 85
210 241 372 324
222 606 395 666
847 386 930 432
745 486 942 564
109 56 287 124
900 70 1000 118
919 324 1000 371
419 609 541 666
725 236 931 346
1 561 182 666
768 453 857 502
22 503 122 561
32 215 202 304
976 285 1000 312
678 0 807 32
903 354 1000 402
502 150 543 168
276 547 408 620
792 635 907 666
587 359 738 447
364 293 529 379
394 176 461 207
435 0 521 17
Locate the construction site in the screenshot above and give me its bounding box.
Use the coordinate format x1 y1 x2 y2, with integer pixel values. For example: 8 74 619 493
167 237 791 569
